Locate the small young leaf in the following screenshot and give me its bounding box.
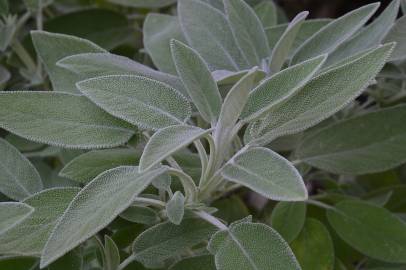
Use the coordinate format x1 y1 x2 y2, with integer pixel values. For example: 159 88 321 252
290 218 335 270
40 166 167 268
296 105 406 175
254 1 277 28
0 187 80 256
223 0 270 66
170 255 215 270
171 39 222 124
0 202 33 234
77 75 191 130
0 92 135 149
327 200 406 263
31 31 106 93
140 125 210 172
291 3 379 64
222 147 307 201
384 15 406 61
104 235 120 270
120 206 159 225
271 202 306 243
166 191 185 225
0 138 43 201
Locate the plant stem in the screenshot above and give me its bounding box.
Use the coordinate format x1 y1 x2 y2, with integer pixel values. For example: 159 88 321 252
11 41 37 73
199 134 217 188
305 199 335 210
167 167 198 202
195 211 227 230
194 140 208 185
132 197 166 208
117 254 136 270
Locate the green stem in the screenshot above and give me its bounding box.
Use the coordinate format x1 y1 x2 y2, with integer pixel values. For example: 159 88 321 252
167 167 198 202
194 140 208 186
11 41 37 73
132 197 166 208
195 211 227 230
306 199 335 210
199 134 217 188
117 254 136 270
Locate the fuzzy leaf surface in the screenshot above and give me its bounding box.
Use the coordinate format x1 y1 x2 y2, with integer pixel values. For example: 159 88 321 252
0 202 33 234
166 191 185 225
271 202 306 243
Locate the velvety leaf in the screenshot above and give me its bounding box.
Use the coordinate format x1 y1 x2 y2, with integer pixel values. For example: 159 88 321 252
0 187 80 256
144 14 186 75
212 69 266 86
249 43 394 145
140 125 210 172
166 191 185 225
269 11 308 73
178 0 248 71
384 15 406 61
0 92 135 149
171 39 222 124
271 202 306 243
211 222 301 270
241 54 326 122
223 0 270 66
107 0 176 8
222 147 307 201
0 256 37 270
291 3 379 64
40 166 167 267
296 105 406 175
120 206 159 225
77 75 191 130
290 218 335 270
0 202 33 234
60 148 140 184
104 235 120 270
31 31 106 93
327 200 406 263
132 218 216 267
254 1 277 28
0 138 43 200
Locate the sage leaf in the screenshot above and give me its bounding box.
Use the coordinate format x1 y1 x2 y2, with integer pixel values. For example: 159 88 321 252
254 1 277 28
132 218 216 267
139 125 210 172
250 43 395 145
120 206 159 225
241 54 326 122
271 202 306 243
0 187 80 256
77 75 191 130
40 166 167 267
0 202 33 234
0 92 135 149
166 191 185 225
290 218 335 270
31 31 106 93
60 148 140 184
0 138 43 201
178 0 248 71
211 222 301 270
384 15 406 61
171 39 222 124
222 147 307 201
104 235 120 270
327 200 406 263
291 3 379 64
107 0 176 8
144 14 186 75
169 255 215 270
296 105 406 175
269 11 308 74
223 0 270 66
212 69 266 86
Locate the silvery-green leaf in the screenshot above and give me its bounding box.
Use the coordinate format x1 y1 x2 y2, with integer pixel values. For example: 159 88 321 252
270 202 306 243
254 1 277 28
144 14 186 75
384 15 406 61
40 166 168 268
290 218 335 270
77 75 191 130
0 256 37 270
0 138 43 201
0 187 80 256
250 43 394 145
31 31 106 93
223 0 270 66
222 147 307 201
296 105 406 175
166 191 185 225
120 206 159 225
132 218 216 267
325 0 400 68
327 200 406 263
178 0 248 71
171 39 222 124
0 202 33 234
0 64 10 90
5 134 44 152
242 54 326 122
212 69 266 86
57 53 186 96
140 125 210 172
107 0 176 8
211 222 301 270
0 92 135 149
104 235 120 270
291 3 379 64
169 255 215 270
60 148 140 184
269 11 308 73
